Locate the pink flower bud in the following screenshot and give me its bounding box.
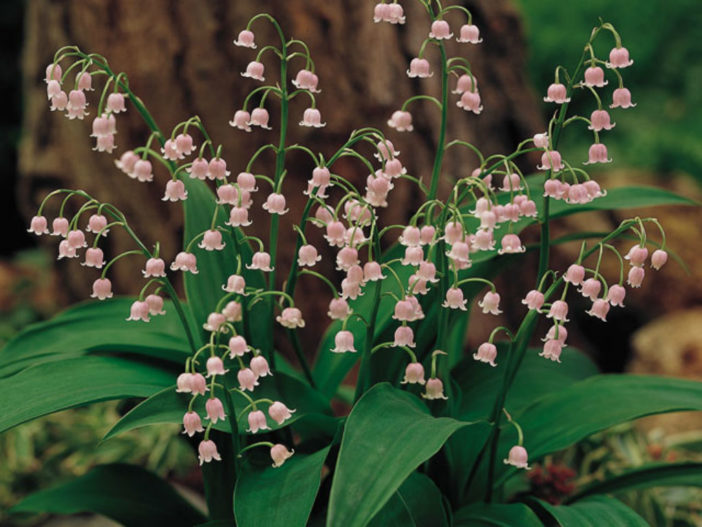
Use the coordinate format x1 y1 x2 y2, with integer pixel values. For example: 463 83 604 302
457 24 482 44
522 290 545 311
544 83 570 103
270 444 294 467
250 355 272 378
268 401 296 425
402 362 426 385
127 300 151 322
387 110 413 132
540 339 563 362
627 266 645 288
300 108 326 128
91 278 113 300
584 66 607 87
229 110 252 131
606 284 626 307
429 20 453 40
198 439 221 465
443 287 467 310
238 368 259 391
407 57 432 78
610 88 636 109
182 411 204 437
504 445 530 469
533 133 549 149
234 29 256 48
474 342 497 366
607 47 633 68
242 61 265 81
547 300 569 322
651 249 668 270
332 330 356 353
247 410 269 433
28 215 49 235
206 397 227 424
82 247 105 268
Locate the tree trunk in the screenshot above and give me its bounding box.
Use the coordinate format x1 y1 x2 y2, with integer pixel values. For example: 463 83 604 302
18 0 543 340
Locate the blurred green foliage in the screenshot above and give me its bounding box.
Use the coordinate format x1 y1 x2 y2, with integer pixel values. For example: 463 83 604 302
517 0 702 180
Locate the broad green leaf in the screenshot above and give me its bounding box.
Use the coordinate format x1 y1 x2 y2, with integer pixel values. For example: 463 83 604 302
234 445 330 527
530 496 648 526
327 383 476 527
567 462 702 503
0 356 173 433
453 502 543 527
182 178 266 345
0 298 188 376
454 346 598 421
518 375 702 460
104 371 333 440
10 463 206 527
368 472 449 527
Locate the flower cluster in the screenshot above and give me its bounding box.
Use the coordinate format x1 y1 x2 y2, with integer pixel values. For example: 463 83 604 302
30 5 667 477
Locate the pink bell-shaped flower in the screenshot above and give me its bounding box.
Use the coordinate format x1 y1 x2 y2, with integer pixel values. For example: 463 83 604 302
262 193 289 215
145 294 166 316
28 215 49 235
51 217 69 237
190 373 208 396
182 411 204 437
457 91 483 114
387 110 413 132
270 444 294 467
229 110 252 131
589 109 615 132
537 150 564 172
584 143 612 165
540 339 563 362
247 410 269 433
143 257 166 278
206 356 228 377
332 330 356 353
583 66 607 87
91 278 113 300
328 298 352 320
544 83 570 103
564 264 586 285
268 401 296 425
393 325 416 348
651 249 668 270
610 88 636 109
292 69 320 93
249 108 272 129
206 397 227 424
198 440 222 465
625 244 649 267
106 92 126 113
171 252 198 274
474 342 497 367
579 278 602 301
250 355 272 378
479 291 502 315
402 362 426 385
203 312 226 332
429 20 453 40
228 335 250 357
407 58 432 78
276 307 305 329
234 29 256 48
247 251 274 272
498 234 525 255
300 108 326 128
607 47 634 68
607 284 626 307
242 61 265 81
199 230 225 251
587 298 610 321
627 266 645 288
547 300 569 322
162 179 188 201
82 247 105 268
504 445 530 469
238 368 259 391
127 300 151 322
443 287 467 311
423 378 448 400
522 290 544 311
457 24 482 44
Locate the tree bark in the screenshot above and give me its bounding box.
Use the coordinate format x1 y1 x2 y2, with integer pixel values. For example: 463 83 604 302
18 0 543 334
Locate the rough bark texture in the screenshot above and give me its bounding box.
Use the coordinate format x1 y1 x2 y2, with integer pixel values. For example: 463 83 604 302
18 0 544 349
